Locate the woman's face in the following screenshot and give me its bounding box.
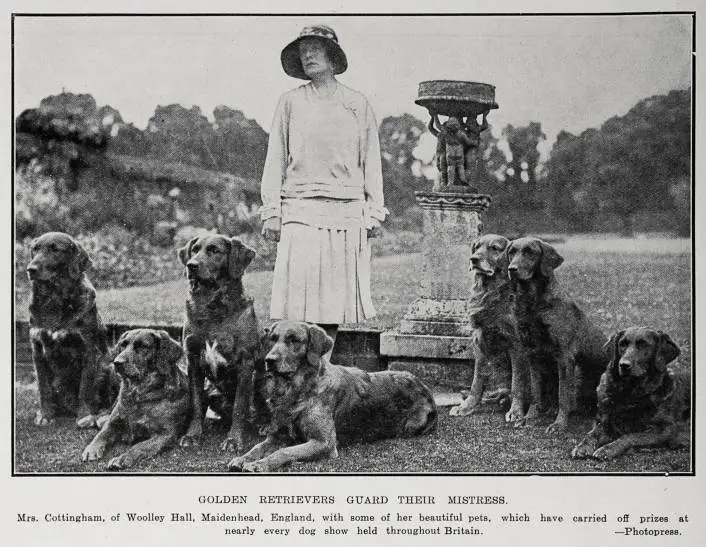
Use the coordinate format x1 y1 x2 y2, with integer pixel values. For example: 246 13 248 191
299 38 333 79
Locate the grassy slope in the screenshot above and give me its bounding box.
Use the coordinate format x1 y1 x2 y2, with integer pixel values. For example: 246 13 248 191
14 236 692 473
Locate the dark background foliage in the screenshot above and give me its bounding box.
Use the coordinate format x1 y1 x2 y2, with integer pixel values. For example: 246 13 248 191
15 87 691 288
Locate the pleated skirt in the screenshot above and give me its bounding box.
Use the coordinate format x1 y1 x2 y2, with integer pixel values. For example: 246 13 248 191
269 222 376 324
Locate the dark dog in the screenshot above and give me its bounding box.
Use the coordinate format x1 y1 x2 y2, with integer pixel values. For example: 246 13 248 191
507 237 607 432
81 329 190 470
450 234 522 418
572 327 689 460
228 321 437 472
26 232 110 428
177 234 265 453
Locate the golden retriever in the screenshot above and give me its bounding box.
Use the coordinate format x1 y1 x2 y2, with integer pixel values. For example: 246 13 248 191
81 329 190 470
450 234 521 418
177 234 266 453
572 327 689 460
507 237 607 432
26 232 110 428
228 321 437 472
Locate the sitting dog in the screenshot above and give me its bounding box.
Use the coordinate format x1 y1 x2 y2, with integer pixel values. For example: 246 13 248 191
81 329 190 470
572 327 689 460
450 234 521 418
507 237 607 432
177 234 265 453
26 232 110 428
228 321 438 472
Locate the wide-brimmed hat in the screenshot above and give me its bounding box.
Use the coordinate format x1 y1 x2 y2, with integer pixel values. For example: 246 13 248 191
281 25 348 80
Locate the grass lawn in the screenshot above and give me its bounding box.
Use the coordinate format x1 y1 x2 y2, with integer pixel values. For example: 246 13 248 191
14 235 692 473
14 384 691 474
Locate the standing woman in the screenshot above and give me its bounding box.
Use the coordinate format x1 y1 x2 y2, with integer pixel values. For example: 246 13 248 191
260 25 387 347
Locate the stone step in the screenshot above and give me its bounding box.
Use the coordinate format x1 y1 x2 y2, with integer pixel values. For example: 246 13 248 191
433 390 463 407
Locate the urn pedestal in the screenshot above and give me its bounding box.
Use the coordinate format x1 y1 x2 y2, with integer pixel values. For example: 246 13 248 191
380 190 491 388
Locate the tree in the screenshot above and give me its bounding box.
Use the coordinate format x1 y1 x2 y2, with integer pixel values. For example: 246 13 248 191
378 114 430 214
15 92 111 191
144 104 215 166
502 122 546 189
543 89 690 236
212 105 268 180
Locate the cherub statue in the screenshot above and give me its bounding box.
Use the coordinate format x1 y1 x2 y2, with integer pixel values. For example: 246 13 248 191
428 114 473 187
463 112 489 179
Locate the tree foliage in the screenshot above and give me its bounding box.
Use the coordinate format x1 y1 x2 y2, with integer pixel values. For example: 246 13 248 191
503 122 546 188
378 113 431 214
543 89 690 235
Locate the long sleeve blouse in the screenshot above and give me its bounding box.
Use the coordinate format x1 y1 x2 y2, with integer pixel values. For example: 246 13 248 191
259 81 388 229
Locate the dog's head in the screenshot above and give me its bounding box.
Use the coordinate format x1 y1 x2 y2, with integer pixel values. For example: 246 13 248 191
177 234 256 286
605 327 680 381
507 237 564 281
262 321 333 409
111 329 184 389
469 234 510 277
27 232 91 282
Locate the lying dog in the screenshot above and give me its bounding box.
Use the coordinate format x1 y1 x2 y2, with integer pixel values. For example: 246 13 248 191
177 234 265 453
26 232 110 428
572 327 689 460
507 237 607 432
81 329 190 470
450 234 520 418
228 321 437 472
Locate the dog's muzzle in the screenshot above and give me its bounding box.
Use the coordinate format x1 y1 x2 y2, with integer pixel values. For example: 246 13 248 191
264 356 277 373
186 262 200 278
470 256 494 276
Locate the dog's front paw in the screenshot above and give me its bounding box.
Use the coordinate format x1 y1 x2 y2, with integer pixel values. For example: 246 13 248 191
107 453 134 470
545 419 568 434
571 440 596 459
95 414 110 429
179 432 202 448
504 403 525 425
228 456 247 472
449 403 478 417
242 460 271 473
591 443 622 461
220 437 243 453
82 442 105 462
76 414 98 429
34 410 55 427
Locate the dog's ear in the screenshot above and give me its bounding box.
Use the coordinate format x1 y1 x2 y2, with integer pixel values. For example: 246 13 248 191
604 330 625 374
496 237 510 271
261 323 277 352
228 237 256 279
68 239 91 279
470 237 481 254
539 240 564 278
110 330 130 360
655 331 680 371
177 237 199 266
153 330 183 382
307 324 334 367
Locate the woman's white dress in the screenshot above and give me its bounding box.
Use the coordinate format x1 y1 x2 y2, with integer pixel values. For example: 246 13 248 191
260 81 387 324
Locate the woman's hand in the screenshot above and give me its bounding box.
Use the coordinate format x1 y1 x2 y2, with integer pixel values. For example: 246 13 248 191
262 217 282 242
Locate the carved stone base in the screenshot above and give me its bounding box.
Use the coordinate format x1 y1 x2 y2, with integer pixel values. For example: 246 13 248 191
388 359 474 390
380 191 490 388
380 330 475 388
399 298 475 337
